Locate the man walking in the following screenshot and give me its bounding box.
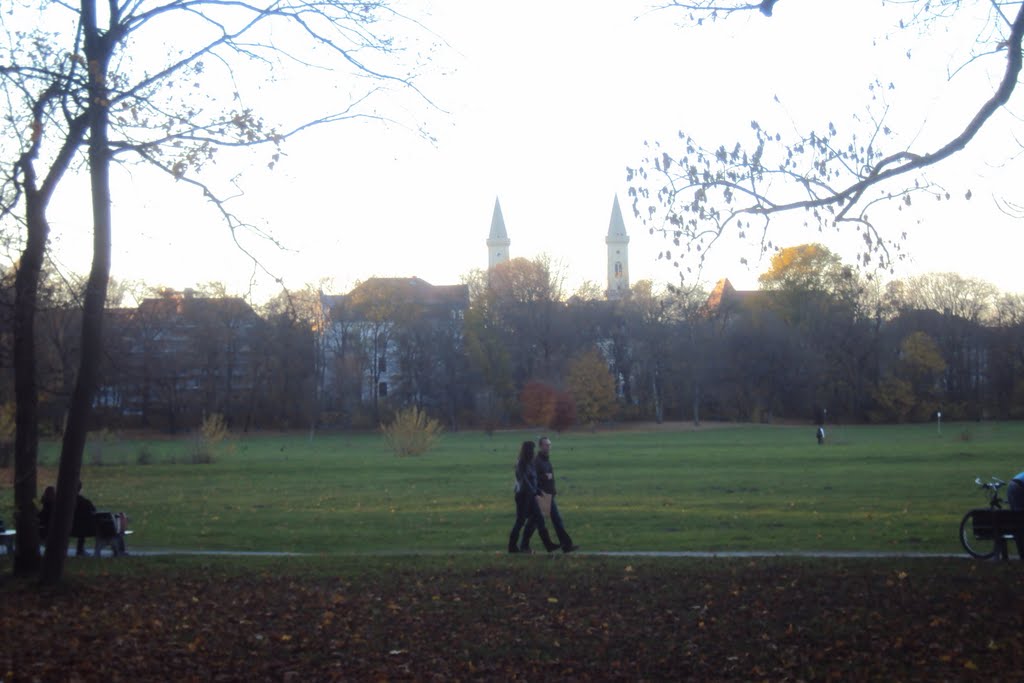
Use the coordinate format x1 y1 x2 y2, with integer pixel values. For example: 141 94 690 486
521 436 578 553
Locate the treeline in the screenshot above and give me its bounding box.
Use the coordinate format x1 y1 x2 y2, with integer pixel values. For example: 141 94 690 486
2 246 1023 435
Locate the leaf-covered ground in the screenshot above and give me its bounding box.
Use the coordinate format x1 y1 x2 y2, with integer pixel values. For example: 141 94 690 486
2 556 1022 681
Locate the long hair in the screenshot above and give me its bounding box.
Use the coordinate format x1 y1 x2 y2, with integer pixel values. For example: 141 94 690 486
516 440 535 470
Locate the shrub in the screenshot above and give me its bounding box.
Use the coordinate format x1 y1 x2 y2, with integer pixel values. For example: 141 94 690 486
136 447 154 465
381 406 443 457
190 413 230 464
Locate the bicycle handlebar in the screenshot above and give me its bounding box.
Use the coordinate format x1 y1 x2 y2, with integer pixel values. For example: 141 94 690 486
975 476 1005 491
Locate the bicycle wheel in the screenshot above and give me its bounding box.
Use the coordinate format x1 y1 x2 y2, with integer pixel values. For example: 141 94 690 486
960 510 1000 559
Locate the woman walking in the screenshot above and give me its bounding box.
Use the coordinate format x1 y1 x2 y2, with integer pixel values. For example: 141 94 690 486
508 440 560 553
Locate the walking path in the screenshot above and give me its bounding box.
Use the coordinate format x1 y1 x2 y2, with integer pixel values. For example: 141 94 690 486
103 547 972 559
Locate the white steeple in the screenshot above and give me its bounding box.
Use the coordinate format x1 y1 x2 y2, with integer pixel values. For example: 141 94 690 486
606 195 630 300
486 197 511 269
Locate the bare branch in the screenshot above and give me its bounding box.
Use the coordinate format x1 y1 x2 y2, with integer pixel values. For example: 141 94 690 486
652 0 780 22
629 1 1024 277
130 144 287 288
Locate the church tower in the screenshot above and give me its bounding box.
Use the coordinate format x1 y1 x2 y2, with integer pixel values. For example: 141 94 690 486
605 195 630 299
486 197 511 269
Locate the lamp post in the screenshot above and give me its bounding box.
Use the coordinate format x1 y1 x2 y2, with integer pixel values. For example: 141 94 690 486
937 410 942 436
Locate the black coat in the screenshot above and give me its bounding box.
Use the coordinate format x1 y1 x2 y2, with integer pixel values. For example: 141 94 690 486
515 459 540 497
534 454 556 496
72 495 96 537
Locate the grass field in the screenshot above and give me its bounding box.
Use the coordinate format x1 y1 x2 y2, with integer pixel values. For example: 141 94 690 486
4 423 1024 680
8 420 1023 555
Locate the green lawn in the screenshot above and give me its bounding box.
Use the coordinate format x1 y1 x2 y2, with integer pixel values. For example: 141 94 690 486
11 421 1021 555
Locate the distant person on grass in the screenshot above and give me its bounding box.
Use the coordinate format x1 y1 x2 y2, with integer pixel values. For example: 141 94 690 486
521 436 578 554
508 440 560 554
1008 471 1024 559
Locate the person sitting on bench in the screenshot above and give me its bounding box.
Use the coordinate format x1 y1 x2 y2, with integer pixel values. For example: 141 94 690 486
72 483 96 557
38 485 56 543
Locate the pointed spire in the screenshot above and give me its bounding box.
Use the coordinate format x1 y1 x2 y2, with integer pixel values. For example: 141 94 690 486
489 197 508 240
606 195 630 300
607 195 628 240
487 196 510 269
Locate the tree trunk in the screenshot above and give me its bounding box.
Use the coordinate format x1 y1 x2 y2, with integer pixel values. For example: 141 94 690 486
40 2 114 584
11 190 47 576
10 95 89 578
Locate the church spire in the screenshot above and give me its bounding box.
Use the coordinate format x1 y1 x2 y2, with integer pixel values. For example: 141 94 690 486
486 197 511 269
606 195 630 299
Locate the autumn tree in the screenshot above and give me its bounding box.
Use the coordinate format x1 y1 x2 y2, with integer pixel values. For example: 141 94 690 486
519 380 557 428
881 272 996 416
630 1 1024 279
873 331 946 422
1 0 433 582
566 349 617 428
756 243 872 417
758 244 857 298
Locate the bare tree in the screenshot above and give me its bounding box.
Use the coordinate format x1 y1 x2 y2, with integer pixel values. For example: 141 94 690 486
629 1 1023 277
1 0 434 583
901 272 998 323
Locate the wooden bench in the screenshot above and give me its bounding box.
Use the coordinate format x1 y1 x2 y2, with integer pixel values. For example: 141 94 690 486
1 514 132 557
967 509 1024 559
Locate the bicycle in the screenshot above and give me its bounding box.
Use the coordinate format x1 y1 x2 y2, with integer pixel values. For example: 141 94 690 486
959 477 1024 559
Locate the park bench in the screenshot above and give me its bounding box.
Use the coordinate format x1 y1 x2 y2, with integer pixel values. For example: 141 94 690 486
1 513 132 557
968 509 1024 559
1 519 14 555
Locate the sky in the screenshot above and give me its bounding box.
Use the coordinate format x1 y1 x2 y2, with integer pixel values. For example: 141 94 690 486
37 0 1024 304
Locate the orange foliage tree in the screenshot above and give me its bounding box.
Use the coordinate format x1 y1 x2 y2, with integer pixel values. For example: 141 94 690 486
519 380 557 427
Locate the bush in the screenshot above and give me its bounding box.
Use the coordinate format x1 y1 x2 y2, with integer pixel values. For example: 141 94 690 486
136 447 154 465
381 407 443 457
190 413 230 464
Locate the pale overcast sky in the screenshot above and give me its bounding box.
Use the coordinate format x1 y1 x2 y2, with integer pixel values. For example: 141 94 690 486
41 0 1024 302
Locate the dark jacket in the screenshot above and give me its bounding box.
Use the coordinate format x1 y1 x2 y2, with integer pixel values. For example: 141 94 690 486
38 501 53 540
72 495 96 537
515 459 540 497
534 453 556 496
